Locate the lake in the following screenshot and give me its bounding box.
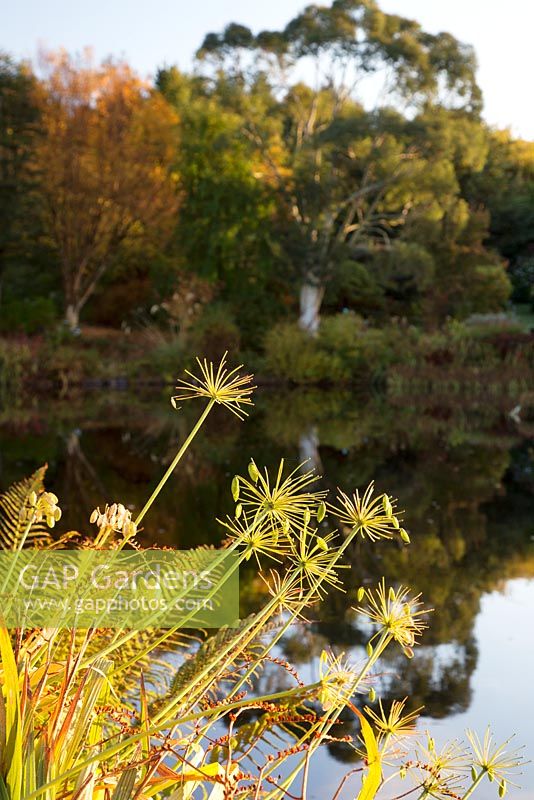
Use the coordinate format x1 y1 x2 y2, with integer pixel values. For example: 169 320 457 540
1 386 533 798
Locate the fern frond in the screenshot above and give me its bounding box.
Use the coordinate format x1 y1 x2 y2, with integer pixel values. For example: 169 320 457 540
149 614 281 718
0 465 53 550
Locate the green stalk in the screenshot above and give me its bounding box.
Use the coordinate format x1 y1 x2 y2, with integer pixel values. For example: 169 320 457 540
462 769 487 799
227 517 373 701
135 398 215 526
23 681 321 800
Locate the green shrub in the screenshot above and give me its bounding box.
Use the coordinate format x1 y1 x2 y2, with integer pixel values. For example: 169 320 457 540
265 316 421 385
264 321 348 383
0 297 57 334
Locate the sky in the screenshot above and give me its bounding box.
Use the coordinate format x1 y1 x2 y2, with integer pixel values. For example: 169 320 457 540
2 0 533 139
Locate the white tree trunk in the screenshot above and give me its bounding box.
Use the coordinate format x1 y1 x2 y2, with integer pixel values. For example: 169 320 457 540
299 282 324 335
65 304 80 332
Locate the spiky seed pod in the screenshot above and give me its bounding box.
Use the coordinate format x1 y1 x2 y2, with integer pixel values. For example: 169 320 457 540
231 476 240 502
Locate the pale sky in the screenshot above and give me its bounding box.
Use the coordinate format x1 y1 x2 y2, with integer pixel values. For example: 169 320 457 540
2 0 533 139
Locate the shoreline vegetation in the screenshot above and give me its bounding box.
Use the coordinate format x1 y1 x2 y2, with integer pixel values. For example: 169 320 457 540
1 312 533 401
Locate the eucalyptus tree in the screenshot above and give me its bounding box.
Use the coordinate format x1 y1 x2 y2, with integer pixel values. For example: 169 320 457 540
197 0 482 332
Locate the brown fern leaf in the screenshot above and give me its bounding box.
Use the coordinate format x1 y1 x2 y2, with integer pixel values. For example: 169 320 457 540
0 465 53 550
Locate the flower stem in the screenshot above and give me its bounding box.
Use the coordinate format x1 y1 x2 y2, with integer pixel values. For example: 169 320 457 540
462 770 487 799
135 398 215 526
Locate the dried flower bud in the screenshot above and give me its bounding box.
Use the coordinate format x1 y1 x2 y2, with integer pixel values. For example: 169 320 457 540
90 501 136 539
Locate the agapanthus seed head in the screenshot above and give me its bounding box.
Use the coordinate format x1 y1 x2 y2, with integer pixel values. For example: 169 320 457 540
355 579 430 651
330 483 406 543
171 352 255 420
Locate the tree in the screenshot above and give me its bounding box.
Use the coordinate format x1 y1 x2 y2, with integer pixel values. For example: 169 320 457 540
156 67 283 344
197 0 482 332
467 131 534 305
33 50 179 330
0 53 39 305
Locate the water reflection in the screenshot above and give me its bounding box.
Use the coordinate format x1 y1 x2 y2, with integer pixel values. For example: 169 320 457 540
0 389 533 791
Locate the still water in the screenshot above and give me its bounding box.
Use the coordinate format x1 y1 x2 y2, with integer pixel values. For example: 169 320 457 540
1 387 533 798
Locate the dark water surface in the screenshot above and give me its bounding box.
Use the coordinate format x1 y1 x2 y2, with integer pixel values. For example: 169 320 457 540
1 388 533 798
